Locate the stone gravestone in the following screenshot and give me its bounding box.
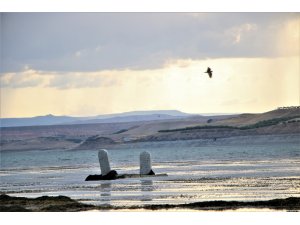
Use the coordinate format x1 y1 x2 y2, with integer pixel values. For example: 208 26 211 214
98 149 111 176
140 151 155 175
85 149 117 181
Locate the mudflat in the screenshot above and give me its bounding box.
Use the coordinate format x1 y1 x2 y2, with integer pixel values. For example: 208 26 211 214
1 194 299 212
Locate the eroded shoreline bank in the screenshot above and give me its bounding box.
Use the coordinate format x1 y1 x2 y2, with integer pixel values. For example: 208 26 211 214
1 194 299 212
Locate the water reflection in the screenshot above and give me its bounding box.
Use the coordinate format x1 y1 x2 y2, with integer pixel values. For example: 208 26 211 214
140 179 154 202
100 182 111 204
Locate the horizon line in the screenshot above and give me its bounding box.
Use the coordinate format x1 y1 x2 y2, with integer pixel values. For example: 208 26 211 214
2 106 299 119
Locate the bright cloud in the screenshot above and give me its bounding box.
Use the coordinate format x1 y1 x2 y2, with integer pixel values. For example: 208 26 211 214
0 69 120 89
1 57 298 117
225 23 258 44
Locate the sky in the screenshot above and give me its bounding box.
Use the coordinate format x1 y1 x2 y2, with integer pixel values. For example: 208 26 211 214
0 13 299 118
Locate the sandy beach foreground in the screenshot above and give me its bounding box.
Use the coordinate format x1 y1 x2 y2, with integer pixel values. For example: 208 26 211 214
1 194 299 212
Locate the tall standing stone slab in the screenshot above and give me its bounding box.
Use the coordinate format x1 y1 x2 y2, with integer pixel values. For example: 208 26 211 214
98 149 111 176
140 151 154 175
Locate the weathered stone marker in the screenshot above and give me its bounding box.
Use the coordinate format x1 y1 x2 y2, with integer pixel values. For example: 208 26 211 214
98 149 112 176
140 151 155 175
86 149 117 181
86 149 162 181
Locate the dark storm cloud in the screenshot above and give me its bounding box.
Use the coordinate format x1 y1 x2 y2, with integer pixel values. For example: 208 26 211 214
1 13 298 73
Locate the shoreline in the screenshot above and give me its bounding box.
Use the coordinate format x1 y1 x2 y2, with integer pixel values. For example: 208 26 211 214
1 194 299 212
1 133 299 153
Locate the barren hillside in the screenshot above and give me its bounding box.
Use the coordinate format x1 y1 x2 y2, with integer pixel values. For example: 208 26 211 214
214 107 300 127
1 107 299 151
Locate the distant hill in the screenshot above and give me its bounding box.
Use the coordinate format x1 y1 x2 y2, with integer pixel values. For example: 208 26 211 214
215 107 300 127
0 110 193 127
95 110 191 118
1 107 299 151
74 136 116 150
71 113 189 125
0 114 80 128
133 107 300 142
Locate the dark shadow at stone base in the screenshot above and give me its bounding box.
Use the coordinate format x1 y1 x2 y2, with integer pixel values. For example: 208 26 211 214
85 170 118 181
147 169 155 175
85 171 166 181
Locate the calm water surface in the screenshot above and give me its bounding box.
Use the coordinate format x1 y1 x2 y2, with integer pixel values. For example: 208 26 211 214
1 134 300 207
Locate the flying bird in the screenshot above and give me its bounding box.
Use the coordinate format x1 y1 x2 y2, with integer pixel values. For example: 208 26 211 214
205 67 213 78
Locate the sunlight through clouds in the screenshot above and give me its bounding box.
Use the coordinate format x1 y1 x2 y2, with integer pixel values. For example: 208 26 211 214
1 56 298 117
1 13 299 117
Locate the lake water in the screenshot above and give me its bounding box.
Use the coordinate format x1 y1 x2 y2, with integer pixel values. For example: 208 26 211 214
1 134 300 208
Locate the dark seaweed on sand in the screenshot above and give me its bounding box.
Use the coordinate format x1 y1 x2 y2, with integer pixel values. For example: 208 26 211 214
1 194 299 212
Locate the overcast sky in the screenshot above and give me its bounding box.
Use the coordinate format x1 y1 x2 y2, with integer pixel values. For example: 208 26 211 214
1 13 299 117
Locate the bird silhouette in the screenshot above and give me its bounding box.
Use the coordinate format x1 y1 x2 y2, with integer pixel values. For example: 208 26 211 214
205 67 213 78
